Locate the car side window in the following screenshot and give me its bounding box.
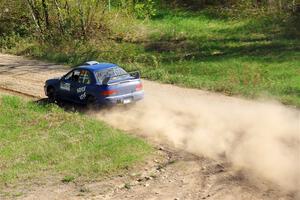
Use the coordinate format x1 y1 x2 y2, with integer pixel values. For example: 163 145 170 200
78 70 91 84
64 71 73 81
64 70 80 82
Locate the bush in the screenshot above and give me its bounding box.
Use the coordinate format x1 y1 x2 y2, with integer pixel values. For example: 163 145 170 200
134 0 157 19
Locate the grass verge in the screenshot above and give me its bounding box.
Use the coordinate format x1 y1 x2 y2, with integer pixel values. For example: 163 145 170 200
0 95 152 187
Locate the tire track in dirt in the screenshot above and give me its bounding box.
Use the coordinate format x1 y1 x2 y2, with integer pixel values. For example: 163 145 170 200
0 86 40 99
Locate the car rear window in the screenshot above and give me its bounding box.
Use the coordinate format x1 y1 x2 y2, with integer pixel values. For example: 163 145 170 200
95 67 129 84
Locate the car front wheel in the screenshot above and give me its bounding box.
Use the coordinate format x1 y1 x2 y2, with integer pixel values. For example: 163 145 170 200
47 87 56 103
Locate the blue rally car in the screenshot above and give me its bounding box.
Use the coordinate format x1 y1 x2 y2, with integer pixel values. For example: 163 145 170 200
44 61 144 106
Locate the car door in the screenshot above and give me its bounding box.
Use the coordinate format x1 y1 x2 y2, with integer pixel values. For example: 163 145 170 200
58 69 80 100
69 69 93 103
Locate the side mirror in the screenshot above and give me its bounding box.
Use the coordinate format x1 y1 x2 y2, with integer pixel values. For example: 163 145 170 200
129 71 140 79
102 77 110 85
134 71 140 79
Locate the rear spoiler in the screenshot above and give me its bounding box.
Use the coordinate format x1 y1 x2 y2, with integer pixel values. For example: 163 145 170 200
102 71 141 85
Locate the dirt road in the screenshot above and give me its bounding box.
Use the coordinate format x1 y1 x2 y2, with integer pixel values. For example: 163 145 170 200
0 53 299 200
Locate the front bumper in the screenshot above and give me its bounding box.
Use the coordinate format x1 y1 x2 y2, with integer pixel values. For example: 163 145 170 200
44 85 47 96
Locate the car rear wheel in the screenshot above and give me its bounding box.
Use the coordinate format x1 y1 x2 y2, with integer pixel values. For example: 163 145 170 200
86 95 97 109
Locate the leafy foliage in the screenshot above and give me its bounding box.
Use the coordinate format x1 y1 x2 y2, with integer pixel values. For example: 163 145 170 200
0 1 31 37
134 0 157 19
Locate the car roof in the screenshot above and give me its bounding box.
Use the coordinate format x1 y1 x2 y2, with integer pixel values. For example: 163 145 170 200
76 62 118 72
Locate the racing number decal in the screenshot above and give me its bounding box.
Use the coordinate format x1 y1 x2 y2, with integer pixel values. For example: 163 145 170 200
60 82 70 91
77 86 86 93
77 86 86 100
79 92 86 100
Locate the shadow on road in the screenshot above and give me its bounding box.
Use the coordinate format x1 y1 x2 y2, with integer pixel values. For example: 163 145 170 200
35 98 88 113
34 98 127 113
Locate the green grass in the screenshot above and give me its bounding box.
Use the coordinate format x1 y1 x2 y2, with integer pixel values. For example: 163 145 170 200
1 10 299 106
140 11 300 106
0 95 152 187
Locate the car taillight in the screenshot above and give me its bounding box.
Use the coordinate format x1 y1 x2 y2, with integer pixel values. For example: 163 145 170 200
101 90 118 96
136 83 143 91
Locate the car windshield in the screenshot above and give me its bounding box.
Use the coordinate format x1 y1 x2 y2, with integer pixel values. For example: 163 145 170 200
94 67 129 84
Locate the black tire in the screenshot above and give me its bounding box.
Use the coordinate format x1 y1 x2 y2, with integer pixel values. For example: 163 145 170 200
86 95 97 109
47 86 56 103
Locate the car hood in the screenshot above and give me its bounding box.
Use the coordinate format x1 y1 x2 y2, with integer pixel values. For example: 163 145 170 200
45 77 61 84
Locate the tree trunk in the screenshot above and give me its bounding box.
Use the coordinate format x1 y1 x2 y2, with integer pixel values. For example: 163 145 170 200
278 0 282 12
26 0 44 37
292 0 296 12
54 0 65 34
77 0 86 38
42 0 50 30
268 0 275 11
86 0 100 33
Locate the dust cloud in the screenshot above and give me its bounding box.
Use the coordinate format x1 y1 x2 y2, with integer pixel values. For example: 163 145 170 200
92 80 300 192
